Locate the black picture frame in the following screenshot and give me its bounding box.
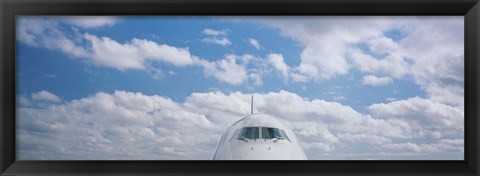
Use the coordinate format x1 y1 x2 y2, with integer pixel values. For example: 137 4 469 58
1 0 479 175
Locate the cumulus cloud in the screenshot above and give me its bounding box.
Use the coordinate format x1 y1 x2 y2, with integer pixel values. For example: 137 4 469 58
264 53 317 83
61 16 118 28
31 90 61 103
349 17 464 106
361 75 393 86
401 18 464 106
248 38 261 49
17 18 258 85
202 55 248 85
249 72 263 86
351 50 409 79
383 139 463 153
17 17 200 71
261 17 401 80
368 97 464 139
260 17 463 107
16 17 464 159
290 73 309 82
17 90 464 160
17 17 89 58
202 28 228 36
17 91 221 160
84 34 199 70
18 90 62 108
337 133 391 145
267 53 290 79
202 37 232 46
201 28 231 46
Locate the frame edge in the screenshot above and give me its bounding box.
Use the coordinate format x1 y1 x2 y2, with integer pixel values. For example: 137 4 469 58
1 0 16 174
1 0 480 176
465 1 480 174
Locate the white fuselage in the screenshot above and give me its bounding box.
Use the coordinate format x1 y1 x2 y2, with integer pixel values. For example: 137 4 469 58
212 113 307 160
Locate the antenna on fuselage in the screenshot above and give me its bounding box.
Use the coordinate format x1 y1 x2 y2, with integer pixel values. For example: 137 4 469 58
251 95 254 115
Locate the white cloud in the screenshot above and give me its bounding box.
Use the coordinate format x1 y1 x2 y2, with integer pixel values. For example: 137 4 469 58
202 55 248 85
18 17 464 103
84 34 199 70
17 90 463 160
31 90 61 103
267 53 290 78
202 28 228 36
337 133 391 145
17 17 88 58
61 16 118 28
147 67 164 80
248 38 261 49
261 17 400 80
202 37 232 46
361 75 393 86
16 18 254 85
201 28 231 46
262 53 317 83
17 18 255 85
387 97 397 101
350 17 464 106
15 16 465 160
333 96 346 101
249 72 263 86
17 18 200 71
17 96 33 107
83 34 145 70
290 73 308 82
350 50 409 79
383 139 463 153
18 90 62 108
401 18 464 106
368 96 464 139
260 17 463 108
18 91 221 160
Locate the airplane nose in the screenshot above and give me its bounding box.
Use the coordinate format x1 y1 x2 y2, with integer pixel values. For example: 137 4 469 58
212 114 308 160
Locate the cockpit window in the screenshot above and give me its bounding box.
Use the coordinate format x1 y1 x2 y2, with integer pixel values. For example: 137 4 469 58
239 127 259 139
280 129 291 142
230 129 242 141
262 127 283 139
237 126 291 142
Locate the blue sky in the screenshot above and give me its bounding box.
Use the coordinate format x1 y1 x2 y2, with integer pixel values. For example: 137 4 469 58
16 16 464 160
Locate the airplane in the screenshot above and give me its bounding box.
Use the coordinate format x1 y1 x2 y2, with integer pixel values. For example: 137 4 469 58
212 95 308 160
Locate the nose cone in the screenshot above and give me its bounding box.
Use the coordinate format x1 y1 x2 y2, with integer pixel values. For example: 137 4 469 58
212 113 308 160
229 141 307 160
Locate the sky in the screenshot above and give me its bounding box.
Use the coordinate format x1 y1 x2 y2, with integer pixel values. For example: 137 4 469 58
15 16 464 160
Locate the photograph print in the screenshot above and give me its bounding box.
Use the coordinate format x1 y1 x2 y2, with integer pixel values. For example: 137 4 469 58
16 16 464 160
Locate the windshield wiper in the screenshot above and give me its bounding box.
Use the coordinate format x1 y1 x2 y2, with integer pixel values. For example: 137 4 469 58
237 137 248 142
273 137 284 143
